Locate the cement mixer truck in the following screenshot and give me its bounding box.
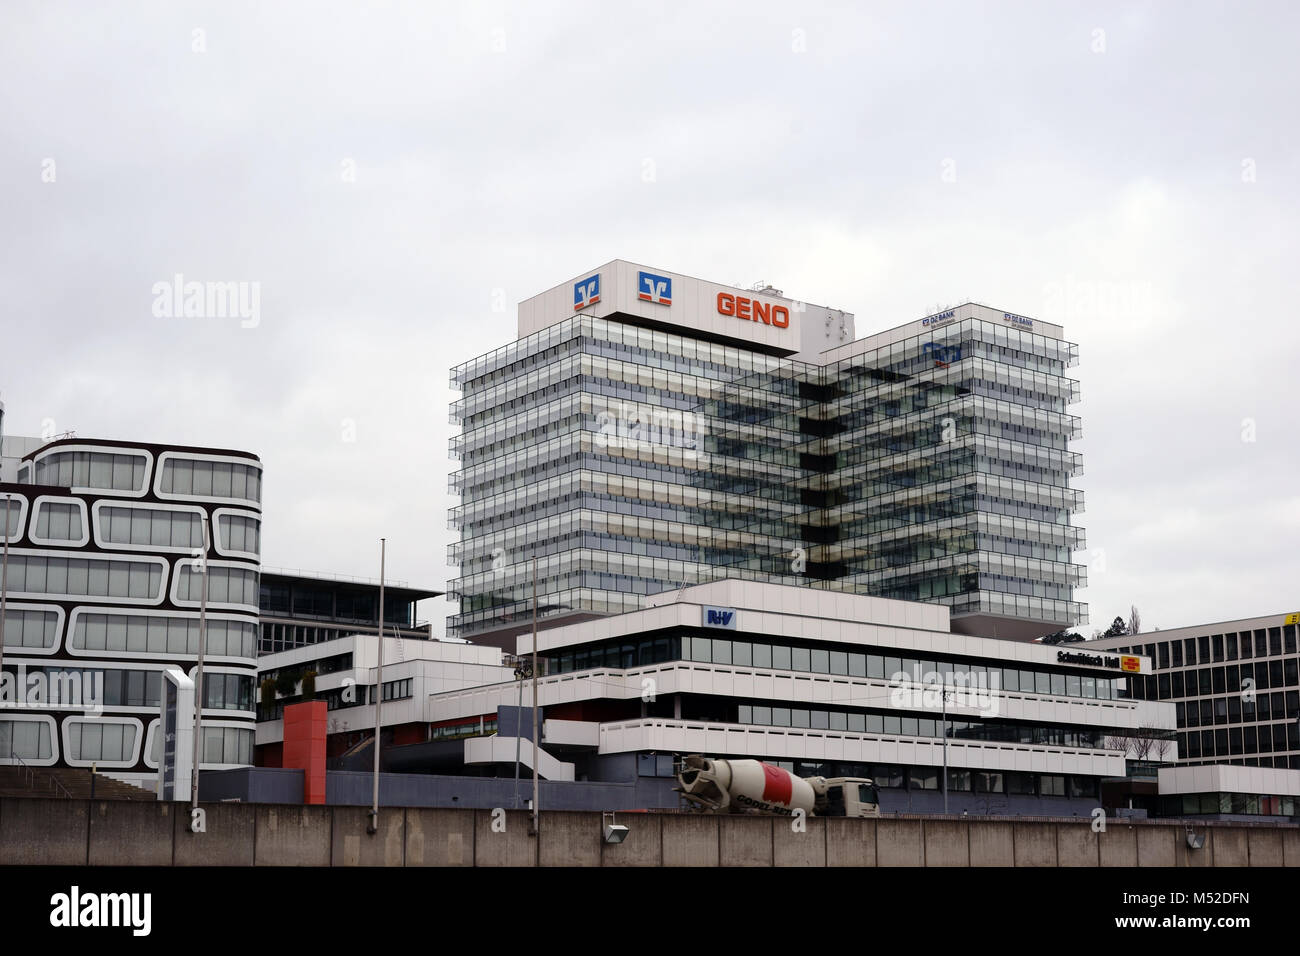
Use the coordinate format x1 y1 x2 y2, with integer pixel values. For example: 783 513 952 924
676 755 881 818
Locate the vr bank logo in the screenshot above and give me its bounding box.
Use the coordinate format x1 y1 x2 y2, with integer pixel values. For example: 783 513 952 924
637 271 672 306
573 274 600 311
703 606 736 629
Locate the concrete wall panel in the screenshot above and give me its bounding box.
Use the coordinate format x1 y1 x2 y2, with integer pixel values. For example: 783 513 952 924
405 807 474 866
1136 825 1176 867
89 801 175 866
877 820 923 867
255 805 331 867
1056 824 1098 867
774 817 826 867
0 798 89 865
1099 825 1138 867
539 811 602 867
720 816 773 867
1246 829 1283 867
825 819 876 867
473 809 536 867
661 814 719 867
173 803 255 866
969 822 1013 866
1013 823 1057 867
601 812 661 867
923 820 969 867
331 806 404 867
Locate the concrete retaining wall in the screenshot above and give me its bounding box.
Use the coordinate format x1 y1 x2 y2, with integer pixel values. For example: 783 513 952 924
1 798 1297 867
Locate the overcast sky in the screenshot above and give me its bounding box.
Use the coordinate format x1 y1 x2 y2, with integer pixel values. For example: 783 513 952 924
2 1 1296 638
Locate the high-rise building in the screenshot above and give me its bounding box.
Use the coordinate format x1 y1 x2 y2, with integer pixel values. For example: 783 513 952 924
449 261 1085 647
1 437 262 789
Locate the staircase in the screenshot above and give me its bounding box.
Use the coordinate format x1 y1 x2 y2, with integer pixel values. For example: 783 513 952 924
0 765 155 801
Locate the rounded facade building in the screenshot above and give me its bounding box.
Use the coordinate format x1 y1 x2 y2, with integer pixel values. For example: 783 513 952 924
1 438 260 790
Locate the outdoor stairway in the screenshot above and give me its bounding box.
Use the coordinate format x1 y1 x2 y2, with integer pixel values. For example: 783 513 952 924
0 766 155 800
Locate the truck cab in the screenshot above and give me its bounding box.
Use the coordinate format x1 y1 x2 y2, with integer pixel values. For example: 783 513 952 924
817 778 882 818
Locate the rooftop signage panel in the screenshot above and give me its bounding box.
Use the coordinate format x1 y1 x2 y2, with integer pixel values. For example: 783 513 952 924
518 259 854 361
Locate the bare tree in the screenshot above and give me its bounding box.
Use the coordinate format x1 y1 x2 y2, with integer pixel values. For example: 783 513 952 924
1129 605 1142 636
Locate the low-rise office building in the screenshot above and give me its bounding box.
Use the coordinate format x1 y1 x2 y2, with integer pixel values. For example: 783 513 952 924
412 580 1165 814
1092 613 1300 769
253 633 513 767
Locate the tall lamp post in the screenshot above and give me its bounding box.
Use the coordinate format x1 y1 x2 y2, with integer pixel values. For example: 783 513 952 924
190 514 211 812
530 556 539 840
368 538 386 834
941 686 951 815
1 494 11 711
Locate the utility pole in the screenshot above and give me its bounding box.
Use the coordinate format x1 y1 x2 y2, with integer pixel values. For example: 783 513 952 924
1 494 10 703
941 686 951 815
530 556 539 841
368 538 386 834
190 514 211 812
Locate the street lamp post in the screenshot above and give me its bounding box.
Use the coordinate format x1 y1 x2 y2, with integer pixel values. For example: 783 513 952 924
368 538 386 835
941 686 951 815
190 514 211 812
530 556 539 840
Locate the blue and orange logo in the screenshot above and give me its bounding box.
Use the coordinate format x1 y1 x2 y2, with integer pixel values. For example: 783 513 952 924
638 271 672 306
574 274 600 311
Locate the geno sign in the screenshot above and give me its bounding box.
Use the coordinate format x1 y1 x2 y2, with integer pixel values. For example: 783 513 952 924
717 292 790 329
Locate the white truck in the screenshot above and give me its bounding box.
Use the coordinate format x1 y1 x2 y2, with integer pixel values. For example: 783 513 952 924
676 754 881 818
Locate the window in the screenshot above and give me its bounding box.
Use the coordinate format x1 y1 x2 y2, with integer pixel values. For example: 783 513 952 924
100 505 202 549
67 721 138 763
0 719 53 760
1 609 58 650
3 555 161 601
34 502 84 542
161 458 261 503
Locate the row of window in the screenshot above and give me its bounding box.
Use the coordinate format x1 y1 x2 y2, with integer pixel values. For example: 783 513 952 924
1116 626 1297 667
176 565 259 607
1129 662 1300 702
66 720 137 762
100 505 202 549
765 759 1098 798
2 554 164 601
1179 722 1300 759
74 613 256 660
0 665 254 712
158 458 262 503
1 609 59 649
0 718 253 766
735 704 1109 750
34 502 84 542
33 451 148 493
1163 792 1297 817
1176 691 1300 729
560 632 1124 702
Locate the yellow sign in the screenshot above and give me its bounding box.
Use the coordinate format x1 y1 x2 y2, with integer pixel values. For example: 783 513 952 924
1285 613 1299 626
1120 655 1142 673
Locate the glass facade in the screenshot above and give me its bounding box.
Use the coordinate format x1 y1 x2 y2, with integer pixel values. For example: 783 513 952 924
450 308 1085 641
1111 622 1300 769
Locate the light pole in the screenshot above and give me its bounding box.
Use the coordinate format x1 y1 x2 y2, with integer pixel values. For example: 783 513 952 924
530 555 539 840
512 658 531 808
1 494 10 712
368 538 386 835
190 514 211 812
941 686 951 815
